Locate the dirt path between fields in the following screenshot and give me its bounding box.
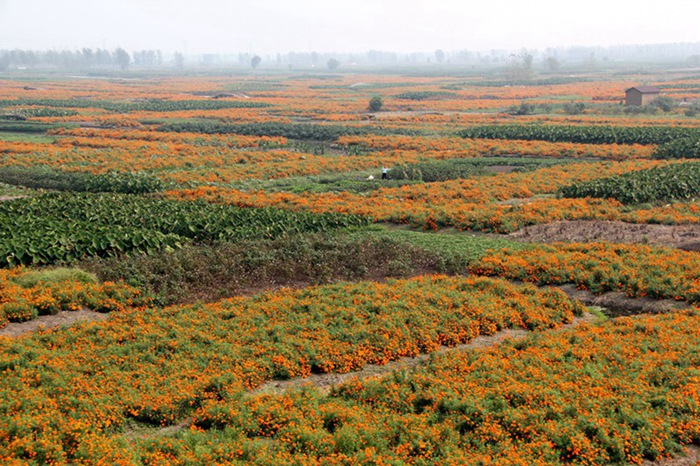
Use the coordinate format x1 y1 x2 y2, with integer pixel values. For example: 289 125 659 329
0 308 109 339
1 277 688 340
510 220 700 250
132 312 595 441
251 312 596 396
553 284 689 317
129 310 700 466
0 195 26 202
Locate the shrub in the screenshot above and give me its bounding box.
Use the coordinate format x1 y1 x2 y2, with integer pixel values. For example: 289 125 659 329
11 268 98 288
508 101 536 115
650 95 677 113
562 101 585 115
368 96 383 112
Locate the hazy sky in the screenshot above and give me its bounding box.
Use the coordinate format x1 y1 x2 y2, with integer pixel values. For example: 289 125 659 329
0 0 699 54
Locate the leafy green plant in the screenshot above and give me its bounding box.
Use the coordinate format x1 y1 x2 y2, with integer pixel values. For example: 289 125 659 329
387 157 570 182
0 193 371 266
0 167 164 194
652 138 700 159
159 121 419 140
558 162 700 203
459 124 700 145
394 91 458 101
0 98 269 113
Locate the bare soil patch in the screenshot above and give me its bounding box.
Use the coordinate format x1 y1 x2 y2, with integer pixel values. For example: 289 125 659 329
0 308 108 339
485 165 520 174
643 446 700 466
555 284 689 317
0 195 26 202
510 220 700 249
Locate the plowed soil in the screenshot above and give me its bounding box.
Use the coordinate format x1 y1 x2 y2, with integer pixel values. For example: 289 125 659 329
510 220 700 250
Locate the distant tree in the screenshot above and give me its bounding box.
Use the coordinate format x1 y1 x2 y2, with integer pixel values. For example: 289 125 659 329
114 47 130 70
509 101 536 115
563 101 586 115
544 56 560 72
650 95 677 113
434 49 445 63
368 96 383 112
327 58 340 71
0 53 9 71
251 55 262 70
82 48 95 66
508 49 534 81
685 101 700 117
173 52 185 69
95 48 113 66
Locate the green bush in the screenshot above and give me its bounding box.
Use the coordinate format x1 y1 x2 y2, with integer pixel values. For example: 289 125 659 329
11 267 98 288
78 233 440 305
562 102 586 115
650 96 677 113
368 96 383 112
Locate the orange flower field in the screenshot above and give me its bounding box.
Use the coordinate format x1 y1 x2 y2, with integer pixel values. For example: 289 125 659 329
0 69 699 464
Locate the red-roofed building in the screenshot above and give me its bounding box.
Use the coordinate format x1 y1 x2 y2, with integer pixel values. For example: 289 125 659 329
625 86 660 106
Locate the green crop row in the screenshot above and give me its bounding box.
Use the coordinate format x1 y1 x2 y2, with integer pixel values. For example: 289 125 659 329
558 162 700 203
387 157 570 182
0 98 269 113
0 121 61 133
459 124 700 145
0 193 370 266
653 137 700 159
158 121 419 140
0 167 164 194
394 91 459 100
1 107 78 118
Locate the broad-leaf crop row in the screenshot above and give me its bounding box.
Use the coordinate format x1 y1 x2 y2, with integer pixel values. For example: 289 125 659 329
0 167 164 194
559 162 700 203
159 121 419 140
387 157 569 182
653 137 700 159
0 193 370 266
459 124 700 145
